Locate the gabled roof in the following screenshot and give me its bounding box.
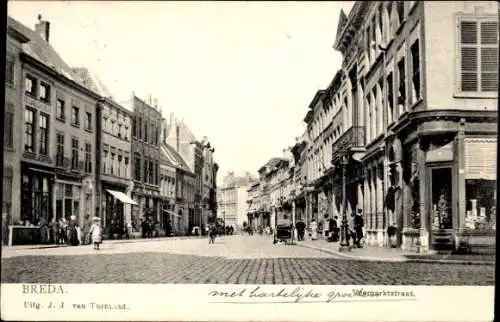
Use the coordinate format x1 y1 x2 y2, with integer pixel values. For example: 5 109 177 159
177 121 198 145
7 16 80 82
161 143 193 174
72 67 114 99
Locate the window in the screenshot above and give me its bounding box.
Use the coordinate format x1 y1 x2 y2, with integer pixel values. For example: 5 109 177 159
134 155 141 180
25 75 36 95
110 120 115 135
39 83 50 103
71 137 79 170
4 108 14 149
144 159 149 182
124 126 129 140
39 114 49 155
85 142 92 173
56 99 65 120
56 133 64 166
144 122 149 143
103 117 108 132
24 108 35 152
71 106 80 126
459 19 498 92
103 151 108 173
85 112 92 131
397 57 406 112
138 117 143 139
387 72 394 123
410 40 421 103
5 57 14 85
117 155 122 176
118 124 122 138
125 157 130 178
111 153 115 175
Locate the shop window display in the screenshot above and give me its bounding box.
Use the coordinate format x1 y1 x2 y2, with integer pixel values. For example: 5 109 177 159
465 179 496 230
431 168 452 230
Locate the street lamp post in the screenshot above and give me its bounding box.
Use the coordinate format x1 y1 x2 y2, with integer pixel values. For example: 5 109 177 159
339 154 351 252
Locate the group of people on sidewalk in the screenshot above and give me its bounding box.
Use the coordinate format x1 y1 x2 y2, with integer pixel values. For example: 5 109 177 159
37 214 103 249
295 209 365 247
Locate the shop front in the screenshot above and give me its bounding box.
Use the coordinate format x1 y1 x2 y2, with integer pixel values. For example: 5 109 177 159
397 113 497 254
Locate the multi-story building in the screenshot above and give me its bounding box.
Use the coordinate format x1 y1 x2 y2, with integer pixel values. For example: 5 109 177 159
129 95 162 229
8 16 99 233
73 68 136 237
4 19 30 242
218 172 250 229
246 179 260 230
330 1 498 252
165 114 218 233
200 137 217 230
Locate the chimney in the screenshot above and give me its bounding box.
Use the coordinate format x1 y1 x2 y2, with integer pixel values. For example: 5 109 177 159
35 14 50 42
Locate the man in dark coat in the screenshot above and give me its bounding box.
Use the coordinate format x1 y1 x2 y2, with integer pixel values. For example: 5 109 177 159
295 221 306 241
328 216 339 242
354 209 364 248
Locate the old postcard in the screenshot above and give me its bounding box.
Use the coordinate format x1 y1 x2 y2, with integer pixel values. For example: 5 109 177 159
1 1 496 321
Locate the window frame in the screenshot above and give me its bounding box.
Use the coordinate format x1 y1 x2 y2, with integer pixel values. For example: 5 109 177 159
39 82 51 103
71 137 79 170
56 98 66 121
455 14 498 98
71 105 80 127
85 111 92 131
56 132 65 167
38 113 49 156
25 75 37 96
24 107 36 153
85 142 92 173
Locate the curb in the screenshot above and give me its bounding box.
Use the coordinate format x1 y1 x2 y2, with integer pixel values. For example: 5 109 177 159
297 242 495 265
296 242 407 262
5 235 211 250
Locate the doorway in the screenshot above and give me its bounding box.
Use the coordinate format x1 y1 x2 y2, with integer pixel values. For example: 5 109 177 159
430 166 454 250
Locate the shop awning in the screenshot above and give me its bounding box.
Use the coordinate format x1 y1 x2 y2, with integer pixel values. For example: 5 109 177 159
162 209 182 217
106 189 138 205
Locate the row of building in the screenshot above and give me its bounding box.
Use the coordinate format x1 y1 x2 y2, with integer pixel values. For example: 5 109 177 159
246 1 497 253
3 15 219 243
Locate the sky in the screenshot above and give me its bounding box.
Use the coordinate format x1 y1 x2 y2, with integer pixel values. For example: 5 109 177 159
8 1 353 185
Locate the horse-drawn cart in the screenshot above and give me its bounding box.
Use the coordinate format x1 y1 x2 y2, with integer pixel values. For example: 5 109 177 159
273 223 294 245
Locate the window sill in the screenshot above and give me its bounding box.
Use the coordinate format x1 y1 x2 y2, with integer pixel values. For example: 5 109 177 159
4 146 15 152
85 128 93 133
453 92 498 99
5 81 15 89
56 116 66 123
71 123 80 129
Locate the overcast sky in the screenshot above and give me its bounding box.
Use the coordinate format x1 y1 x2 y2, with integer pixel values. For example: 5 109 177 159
8 1 353 184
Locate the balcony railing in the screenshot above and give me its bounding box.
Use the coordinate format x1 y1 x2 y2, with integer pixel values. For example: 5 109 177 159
332 126 365 157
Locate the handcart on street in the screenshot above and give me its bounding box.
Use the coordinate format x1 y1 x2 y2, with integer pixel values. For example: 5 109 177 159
273 223 294 245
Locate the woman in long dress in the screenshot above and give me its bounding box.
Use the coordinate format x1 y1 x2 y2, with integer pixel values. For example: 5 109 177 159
89 218 103 250
310 219 318 240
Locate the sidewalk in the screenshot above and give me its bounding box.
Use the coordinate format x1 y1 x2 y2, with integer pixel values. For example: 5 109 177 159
296 237 495 265
2 235 209 250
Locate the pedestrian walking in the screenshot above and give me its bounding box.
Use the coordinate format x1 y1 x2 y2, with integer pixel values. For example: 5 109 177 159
89 217 103 250
59 217 68 244
208 224 216 244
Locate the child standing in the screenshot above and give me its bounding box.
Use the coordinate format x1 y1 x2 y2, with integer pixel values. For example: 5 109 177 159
89 217 103 250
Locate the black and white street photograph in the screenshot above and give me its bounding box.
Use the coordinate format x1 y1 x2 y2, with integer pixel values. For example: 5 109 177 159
1 1 497 320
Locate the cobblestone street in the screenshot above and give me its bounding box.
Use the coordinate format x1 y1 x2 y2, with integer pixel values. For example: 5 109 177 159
1 236 495 285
